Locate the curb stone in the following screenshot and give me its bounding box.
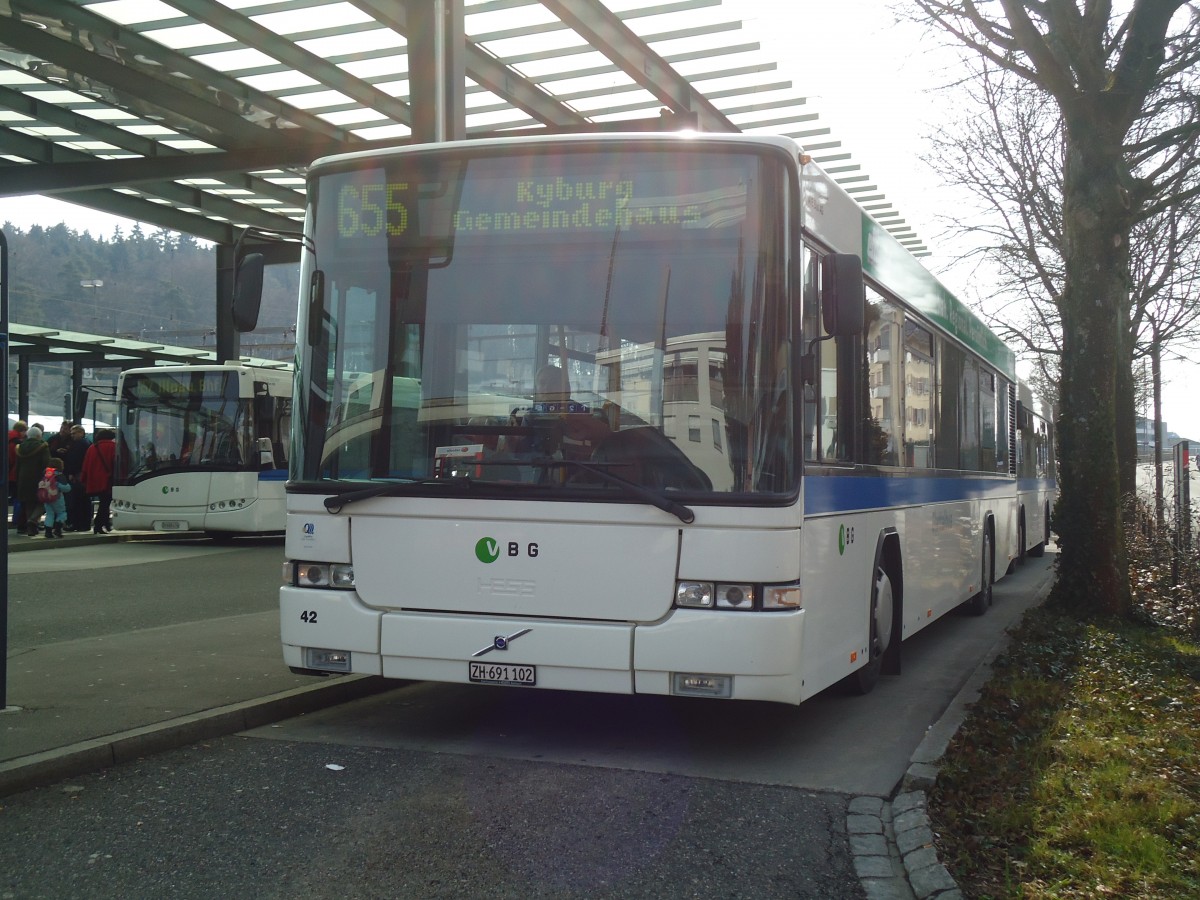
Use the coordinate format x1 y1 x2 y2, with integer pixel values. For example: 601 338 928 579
847 795 915 900
0 675 393 799
849 557 1057 899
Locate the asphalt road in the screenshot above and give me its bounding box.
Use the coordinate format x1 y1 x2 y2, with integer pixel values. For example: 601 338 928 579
1 537 1055 899
0 738 861 899
5 537 284 648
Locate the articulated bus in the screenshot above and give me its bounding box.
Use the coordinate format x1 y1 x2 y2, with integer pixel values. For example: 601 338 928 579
1016 384 1056 559
270 132 1054 704
113 363 293 538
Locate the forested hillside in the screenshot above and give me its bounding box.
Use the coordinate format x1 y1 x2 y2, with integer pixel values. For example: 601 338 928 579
1 222 300 351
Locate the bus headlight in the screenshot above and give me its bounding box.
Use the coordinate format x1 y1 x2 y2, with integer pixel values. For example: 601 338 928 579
674 581 801 611
284 560 355 589
675 581 713 608
211 498 250 510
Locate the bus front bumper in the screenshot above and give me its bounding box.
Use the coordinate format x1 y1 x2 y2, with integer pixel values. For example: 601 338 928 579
280 587 806 705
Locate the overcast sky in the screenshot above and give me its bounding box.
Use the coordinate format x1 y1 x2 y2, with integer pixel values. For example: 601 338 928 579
0 0 1196 440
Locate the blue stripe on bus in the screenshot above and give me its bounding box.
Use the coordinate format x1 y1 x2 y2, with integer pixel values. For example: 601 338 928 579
804 472 1020 516
258 469 288 481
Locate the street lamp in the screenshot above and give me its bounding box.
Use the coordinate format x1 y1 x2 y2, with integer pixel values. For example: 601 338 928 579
80 279 104 333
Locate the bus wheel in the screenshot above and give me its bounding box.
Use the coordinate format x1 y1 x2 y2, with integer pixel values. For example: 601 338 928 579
965 528 994 616
1008 518 1027 573
848 565 894 695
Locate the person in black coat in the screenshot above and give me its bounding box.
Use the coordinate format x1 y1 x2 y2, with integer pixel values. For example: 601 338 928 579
64 424 93 532
15 426 51 536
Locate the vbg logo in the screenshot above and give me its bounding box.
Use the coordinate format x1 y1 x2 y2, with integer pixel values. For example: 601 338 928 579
475 536 539 563
161 485 180 495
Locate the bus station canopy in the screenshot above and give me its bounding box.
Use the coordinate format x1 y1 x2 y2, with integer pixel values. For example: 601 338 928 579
10 321 291 368
0 0 928 255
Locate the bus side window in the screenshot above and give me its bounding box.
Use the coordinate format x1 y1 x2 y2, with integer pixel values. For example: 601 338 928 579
801 246 850 463
903 320 935 467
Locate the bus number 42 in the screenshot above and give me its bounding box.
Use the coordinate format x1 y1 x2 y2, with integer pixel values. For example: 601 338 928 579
301 610 318 623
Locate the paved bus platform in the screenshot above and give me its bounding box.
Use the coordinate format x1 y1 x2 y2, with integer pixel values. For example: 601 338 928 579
1 526 388 798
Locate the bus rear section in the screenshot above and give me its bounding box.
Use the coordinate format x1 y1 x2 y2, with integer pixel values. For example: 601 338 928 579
113 364 292 535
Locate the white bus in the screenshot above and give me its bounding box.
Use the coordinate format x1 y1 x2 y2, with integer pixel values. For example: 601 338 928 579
113 363 293 538
270 132 1045 704
1016 384 1056 559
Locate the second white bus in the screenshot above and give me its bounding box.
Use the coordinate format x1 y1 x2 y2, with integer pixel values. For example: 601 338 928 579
113 363 293 537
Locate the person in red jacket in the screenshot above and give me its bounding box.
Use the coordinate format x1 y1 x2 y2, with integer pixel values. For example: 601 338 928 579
8 419 28 528
81 428 116 534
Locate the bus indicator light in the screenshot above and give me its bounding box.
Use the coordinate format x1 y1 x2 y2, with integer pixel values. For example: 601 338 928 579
762 585 802 609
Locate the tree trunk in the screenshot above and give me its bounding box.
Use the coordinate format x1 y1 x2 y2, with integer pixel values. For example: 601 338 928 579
1115 333 1138 499
1153 334 1164 529
1049 130 1132 618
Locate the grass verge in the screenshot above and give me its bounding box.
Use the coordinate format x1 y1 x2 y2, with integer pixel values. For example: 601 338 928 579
928 528 1200 899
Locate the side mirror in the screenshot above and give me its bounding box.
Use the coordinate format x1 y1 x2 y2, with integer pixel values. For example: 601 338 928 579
232 252 264 332
307 269 326 347
820 253 866 336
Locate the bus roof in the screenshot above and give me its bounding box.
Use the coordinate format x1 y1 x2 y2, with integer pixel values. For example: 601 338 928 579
309 130 802 173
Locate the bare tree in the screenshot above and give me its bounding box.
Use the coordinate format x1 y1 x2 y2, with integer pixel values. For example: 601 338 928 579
930 54 1200 512
926 62 1065 387
908 1 1200 617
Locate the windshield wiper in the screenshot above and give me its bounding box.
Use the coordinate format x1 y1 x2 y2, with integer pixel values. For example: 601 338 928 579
323 461 696 524
323 476 472 513
487 457 695 524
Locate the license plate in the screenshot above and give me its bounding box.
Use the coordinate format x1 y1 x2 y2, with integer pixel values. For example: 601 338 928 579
156 520 187 531
468 661 536 686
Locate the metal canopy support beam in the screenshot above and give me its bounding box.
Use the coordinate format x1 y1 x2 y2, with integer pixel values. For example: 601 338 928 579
0 131 300 232
541 0 737 132
25 0 356 142
3 18 272 149
17 357 30 423
404 0 466 142
0 151 307 202
165 0 413 130
215 244 238 364
352 0 587 130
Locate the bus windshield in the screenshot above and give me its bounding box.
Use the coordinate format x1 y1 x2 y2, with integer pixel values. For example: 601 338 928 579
295 143 796 499
117 370 252 483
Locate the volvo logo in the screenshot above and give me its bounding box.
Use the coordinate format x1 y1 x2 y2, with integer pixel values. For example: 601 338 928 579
471 628 531 657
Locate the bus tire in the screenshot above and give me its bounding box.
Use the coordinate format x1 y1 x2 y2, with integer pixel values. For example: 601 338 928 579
847 562 895 695
964 525 994 616
1015 514 1026 567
